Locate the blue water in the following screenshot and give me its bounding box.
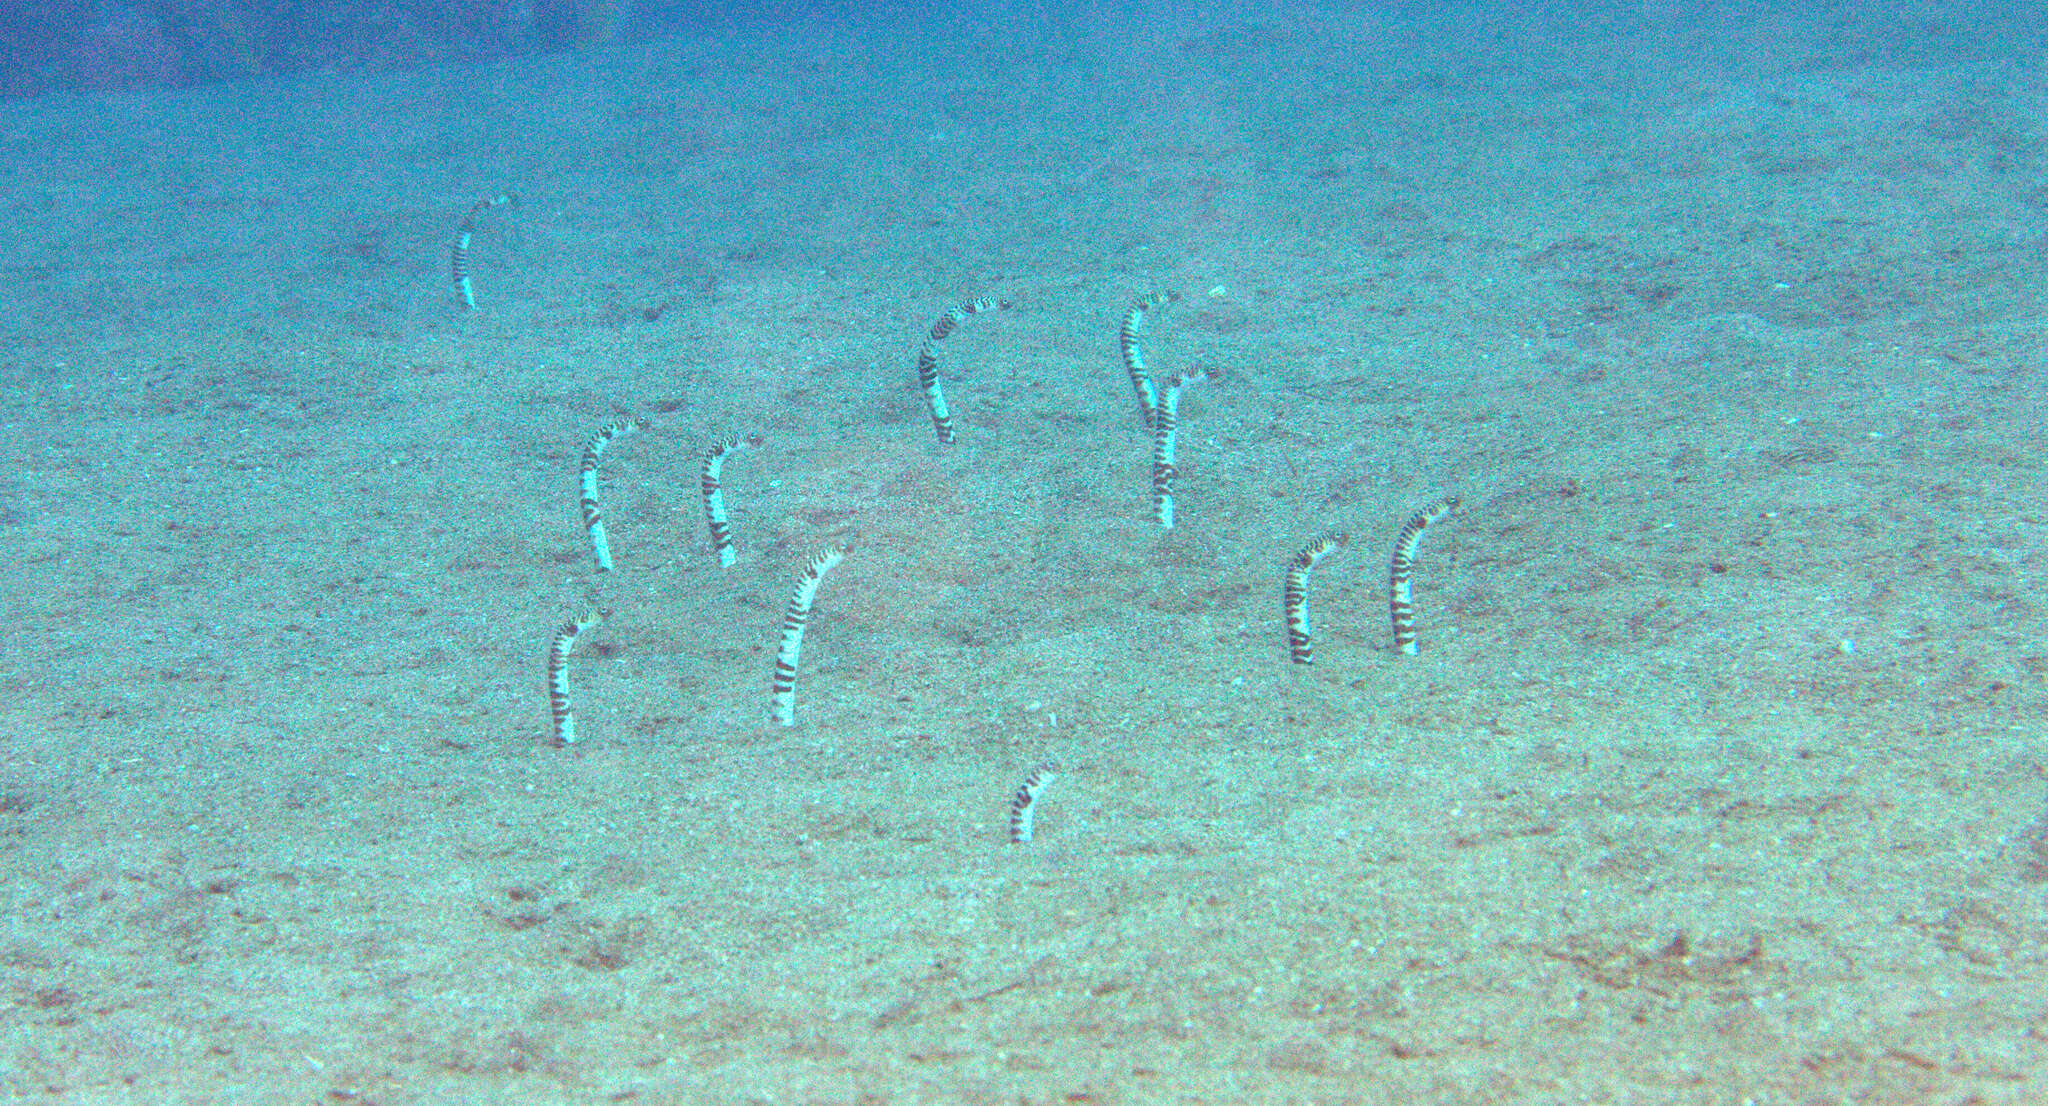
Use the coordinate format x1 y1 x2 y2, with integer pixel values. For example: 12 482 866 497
1 1 2045 1100
3 2 2042 98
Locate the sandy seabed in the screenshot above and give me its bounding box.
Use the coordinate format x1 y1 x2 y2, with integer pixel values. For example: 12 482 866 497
2 6 2047 1103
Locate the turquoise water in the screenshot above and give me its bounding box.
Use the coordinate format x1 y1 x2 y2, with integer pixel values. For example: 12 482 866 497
0 3 2044 1101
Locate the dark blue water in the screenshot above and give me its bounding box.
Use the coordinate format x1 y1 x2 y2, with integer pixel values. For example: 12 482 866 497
4 1 2042 100
0 0 864 97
